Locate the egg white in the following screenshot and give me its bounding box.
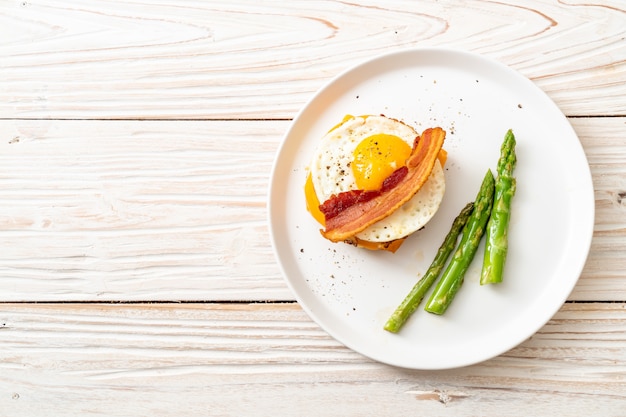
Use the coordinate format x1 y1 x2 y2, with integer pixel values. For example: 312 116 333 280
311 115 446 242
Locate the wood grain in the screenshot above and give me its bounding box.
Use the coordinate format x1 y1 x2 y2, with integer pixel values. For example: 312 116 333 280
0 120 286 301
1 0 624 120
0 117 624 302
0 302 624 416
1 1 625 414
570 116 626 300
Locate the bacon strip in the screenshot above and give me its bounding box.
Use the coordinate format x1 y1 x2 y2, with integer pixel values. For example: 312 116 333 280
320 127 446 243
319 166 408 220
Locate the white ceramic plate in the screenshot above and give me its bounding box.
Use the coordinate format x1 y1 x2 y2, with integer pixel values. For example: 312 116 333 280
268 48 594 369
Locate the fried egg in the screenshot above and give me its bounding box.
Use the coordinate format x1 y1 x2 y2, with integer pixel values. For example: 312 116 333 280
306 115 446 243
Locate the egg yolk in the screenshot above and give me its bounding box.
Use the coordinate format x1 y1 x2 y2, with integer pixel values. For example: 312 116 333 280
351 134 412 191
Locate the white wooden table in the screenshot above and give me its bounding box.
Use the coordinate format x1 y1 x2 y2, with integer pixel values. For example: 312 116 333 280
1 1 625 415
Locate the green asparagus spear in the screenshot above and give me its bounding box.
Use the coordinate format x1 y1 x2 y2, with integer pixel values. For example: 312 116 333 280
480 130 517 285
424 169 495 315
384 202 474 333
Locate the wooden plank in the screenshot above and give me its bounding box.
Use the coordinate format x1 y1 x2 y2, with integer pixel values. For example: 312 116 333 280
0 302 624 416
0 119 290 301
1 0 624 119
0 117 624 302
570 117 626 300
